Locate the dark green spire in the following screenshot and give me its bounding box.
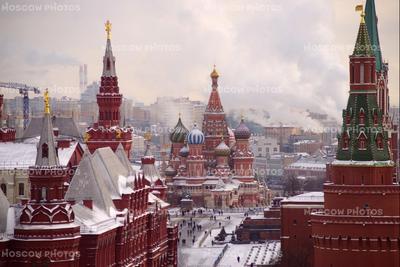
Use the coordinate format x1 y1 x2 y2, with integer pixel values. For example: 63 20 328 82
365 0 383 71
353 13 374 57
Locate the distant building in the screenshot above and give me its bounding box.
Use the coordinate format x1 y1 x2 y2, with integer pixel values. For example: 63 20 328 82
236 197 284 242
251 136 280 158
284 151 334 180
149 97 206 129
292 140 322 155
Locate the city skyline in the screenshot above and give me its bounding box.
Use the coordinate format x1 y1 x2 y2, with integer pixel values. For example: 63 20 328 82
0 0 398 128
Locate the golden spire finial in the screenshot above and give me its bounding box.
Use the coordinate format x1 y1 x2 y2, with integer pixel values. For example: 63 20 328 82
355 4 365 24
105 20 112 39
44 89 50 114
210 64 219 78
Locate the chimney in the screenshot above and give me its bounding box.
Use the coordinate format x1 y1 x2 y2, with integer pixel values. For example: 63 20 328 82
57 138 71 148
83 199 93 210
53 127 59 137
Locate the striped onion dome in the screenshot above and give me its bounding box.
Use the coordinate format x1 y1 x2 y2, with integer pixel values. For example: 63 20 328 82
234 118 251 140
170 117 189 143
215 139 230 156
187 124 205 145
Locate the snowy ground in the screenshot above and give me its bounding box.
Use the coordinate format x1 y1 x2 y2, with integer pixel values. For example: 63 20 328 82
170 208 280 267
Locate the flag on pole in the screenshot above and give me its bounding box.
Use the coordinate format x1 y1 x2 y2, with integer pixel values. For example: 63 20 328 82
355 4 363 12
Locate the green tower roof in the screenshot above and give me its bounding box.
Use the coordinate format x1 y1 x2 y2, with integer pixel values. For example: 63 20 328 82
353 13 374 57
365 0 383 71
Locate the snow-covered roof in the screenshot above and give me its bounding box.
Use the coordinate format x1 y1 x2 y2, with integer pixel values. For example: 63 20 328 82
23 116 81 139
331 159 394 167
281 192 324 203
0 138 79 169
72 204 120 235
148 193 169 209
218 242 281 266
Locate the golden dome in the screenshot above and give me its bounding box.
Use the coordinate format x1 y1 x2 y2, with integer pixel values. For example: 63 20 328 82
210 65 219 78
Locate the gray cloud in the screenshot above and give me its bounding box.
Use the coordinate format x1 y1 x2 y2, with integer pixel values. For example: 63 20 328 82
0 0 398 127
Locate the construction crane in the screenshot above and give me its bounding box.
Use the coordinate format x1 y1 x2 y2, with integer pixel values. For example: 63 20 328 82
0 82 41 129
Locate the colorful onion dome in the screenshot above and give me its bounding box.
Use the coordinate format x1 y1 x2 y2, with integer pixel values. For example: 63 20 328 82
179 145 189 157
234 118 251 140
165 165 177 177
215 139 231 156
187 124 205 145
170 117 189 143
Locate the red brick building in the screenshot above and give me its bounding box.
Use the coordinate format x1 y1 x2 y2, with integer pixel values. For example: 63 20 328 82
281 192 324 267
0 21 178 267
236 197 284 242
311 4 399 267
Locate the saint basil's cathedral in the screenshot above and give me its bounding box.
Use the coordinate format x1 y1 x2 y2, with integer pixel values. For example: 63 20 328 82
165 67 269 209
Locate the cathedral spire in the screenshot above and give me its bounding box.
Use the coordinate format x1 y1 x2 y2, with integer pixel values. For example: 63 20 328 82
35 89 59 166
102 20 116 77
205 65 224 113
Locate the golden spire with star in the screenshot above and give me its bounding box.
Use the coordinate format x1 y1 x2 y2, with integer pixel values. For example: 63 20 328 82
355 4 365 24
44 89 50 114
105 20 112 40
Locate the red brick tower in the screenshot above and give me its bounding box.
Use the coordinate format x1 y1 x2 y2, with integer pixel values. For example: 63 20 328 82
10 90 80 266
202 66 229 165
232 118 254 181
187 124 206 177
311 7 400 267
86 20 132 157
214 138 231 178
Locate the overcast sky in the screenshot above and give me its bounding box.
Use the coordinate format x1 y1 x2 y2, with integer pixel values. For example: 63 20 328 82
0 0 398 126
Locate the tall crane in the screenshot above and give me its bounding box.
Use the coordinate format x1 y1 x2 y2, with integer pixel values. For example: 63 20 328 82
0 82 41 129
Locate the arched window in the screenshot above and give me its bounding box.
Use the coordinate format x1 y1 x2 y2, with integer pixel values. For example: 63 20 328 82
106 58 111 70
359 109 365 125
373 109 378 125
42 143 49 158
41 187 47 201
18 183 24 196
342 132 349 150
371 64 375 83
358 132 367 150
345 113 351 125
350 65 355 83
376 133 384 150
360 64 364 83
0 184 6 195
